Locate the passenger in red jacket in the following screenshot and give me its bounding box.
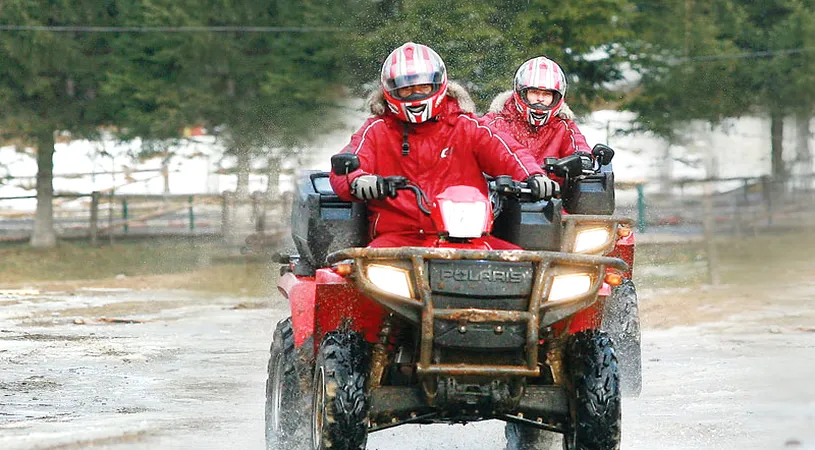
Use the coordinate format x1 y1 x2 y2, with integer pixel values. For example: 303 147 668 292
481 56 591 164
329 42 558 249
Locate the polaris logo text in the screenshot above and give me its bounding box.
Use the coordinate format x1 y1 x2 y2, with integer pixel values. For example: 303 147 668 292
440 269 524 283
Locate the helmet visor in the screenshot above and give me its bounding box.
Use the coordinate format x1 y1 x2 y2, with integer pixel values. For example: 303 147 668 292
382 71 445 93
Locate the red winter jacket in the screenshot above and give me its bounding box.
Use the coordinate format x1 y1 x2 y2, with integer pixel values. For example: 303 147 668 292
481 91 591 163
329 82 544 239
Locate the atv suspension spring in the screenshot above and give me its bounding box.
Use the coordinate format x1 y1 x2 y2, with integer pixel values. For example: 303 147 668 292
369 314 393 389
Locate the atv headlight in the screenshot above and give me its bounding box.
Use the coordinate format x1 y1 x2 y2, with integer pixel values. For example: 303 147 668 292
548 273 593 301
573 227 612 253
366 264 414 299
440 200 488 238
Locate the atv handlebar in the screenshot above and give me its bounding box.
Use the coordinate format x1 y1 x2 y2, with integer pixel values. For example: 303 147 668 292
489 176 538 201
382 176 432 215
331 145 617 215
543 144 616 180
384 175 542 217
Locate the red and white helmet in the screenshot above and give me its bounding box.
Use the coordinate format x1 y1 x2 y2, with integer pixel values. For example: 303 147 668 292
513 56 568 127
381 42 448 124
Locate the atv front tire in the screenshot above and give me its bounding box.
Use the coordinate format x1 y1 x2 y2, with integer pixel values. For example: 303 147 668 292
601 279 642 396
265 318 309 450
312 330 371 450
564 330 621 450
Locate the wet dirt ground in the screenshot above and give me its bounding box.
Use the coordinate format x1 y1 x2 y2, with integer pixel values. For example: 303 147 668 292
2 276 814 449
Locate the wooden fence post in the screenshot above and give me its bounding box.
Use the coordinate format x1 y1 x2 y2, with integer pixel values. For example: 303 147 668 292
89 191 99 246
636 183 647 233
188 195 195 233
122 198 129 234
701 182 721 285
762 175 773 228
221 191 234 242
108 192 115 245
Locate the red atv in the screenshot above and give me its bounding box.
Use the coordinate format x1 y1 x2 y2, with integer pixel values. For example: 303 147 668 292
266 149 633 450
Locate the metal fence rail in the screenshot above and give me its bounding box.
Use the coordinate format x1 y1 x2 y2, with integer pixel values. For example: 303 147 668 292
618 173 815 235
0 191 291 246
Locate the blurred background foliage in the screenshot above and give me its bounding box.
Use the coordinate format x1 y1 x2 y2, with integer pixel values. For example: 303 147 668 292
3 0 813 151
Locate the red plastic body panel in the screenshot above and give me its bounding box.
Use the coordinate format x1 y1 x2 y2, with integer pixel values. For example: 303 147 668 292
278 272 316 348
598 282 611 297
568 301 603 333
550 300 603 337
430 186 493 235
279 269 387 354
608 230 635 279
313 268 386 352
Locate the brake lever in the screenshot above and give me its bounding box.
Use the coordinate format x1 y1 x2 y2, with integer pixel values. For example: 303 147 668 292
404 185 431 215
382 176 432 214
383 176 408 198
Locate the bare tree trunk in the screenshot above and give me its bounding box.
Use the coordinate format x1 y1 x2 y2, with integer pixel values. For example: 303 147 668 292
228 148 253 249
30 131 57 248
770 112 785 181
659 141 672 196
161 159 170 194
235 149 250 198
265 156 281 199
795 112 811 169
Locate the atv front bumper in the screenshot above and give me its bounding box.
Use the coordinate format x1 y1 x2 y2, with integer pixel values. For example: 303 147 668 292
327 247 626 379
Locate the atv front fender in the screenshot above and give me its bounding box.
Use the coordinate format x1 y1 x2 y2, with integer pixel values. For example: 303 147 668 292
278 272 316 348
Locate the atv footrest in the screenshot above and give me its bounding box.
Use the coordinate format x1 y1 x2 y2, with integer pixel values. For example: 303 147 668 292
369 386 426 419
519 385 569 416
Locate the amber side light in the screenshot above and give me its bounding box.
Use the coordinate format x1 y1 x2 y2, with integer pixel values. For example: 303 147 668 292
334 263 354 276
617 227 632 237
605 272 623 286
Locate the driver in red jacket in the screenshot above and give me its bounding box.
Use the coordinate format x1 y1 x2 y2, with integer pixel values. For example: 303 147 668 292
481 56 591 164
329 42 559 249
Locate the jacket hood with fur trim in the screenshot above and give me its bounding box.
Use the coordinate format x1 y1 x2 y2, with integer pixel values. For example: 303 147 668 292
367 81 476 117
487 90 574 120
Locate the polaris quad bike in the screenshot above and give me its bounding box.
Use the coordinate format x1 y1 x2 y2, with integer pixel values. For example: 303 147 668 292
266 148 633 450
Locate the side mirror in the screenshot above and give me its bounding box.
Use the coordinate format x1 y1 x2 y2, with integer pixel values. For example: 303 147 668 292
546 153 583 178
331 153 360 175
592 144 615 166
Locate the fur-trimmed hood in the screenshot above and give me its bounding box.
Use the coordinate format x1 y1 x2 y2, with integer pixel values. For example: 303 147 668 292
487 90 574 120
367 81 476 117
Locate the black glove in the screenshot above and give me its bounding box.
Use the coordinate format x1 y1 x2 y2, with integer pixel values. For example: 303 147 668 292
351 175 387 201
527 174 560 201
575 151 594 171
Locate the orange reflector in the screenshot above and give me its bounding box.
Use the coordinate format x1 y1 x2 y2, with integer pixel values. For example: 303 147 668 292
617 227 631 237
605 272 623 286
334 263 353 276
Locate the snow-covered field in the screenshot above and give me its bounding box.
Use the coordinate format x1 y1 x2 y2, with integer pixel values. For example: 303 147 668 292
1 105 811 212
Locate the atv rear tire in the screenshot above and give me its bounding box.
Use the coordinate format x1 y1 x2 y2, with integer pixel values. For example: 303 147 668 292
265 318 308 450
601 279 642 396
505 422 562 450
564 330 621 450
312 330 371 450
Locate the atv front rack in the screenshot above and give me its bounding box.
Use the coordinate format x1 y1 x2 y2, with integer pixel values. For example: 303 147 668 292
327 247 627 379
